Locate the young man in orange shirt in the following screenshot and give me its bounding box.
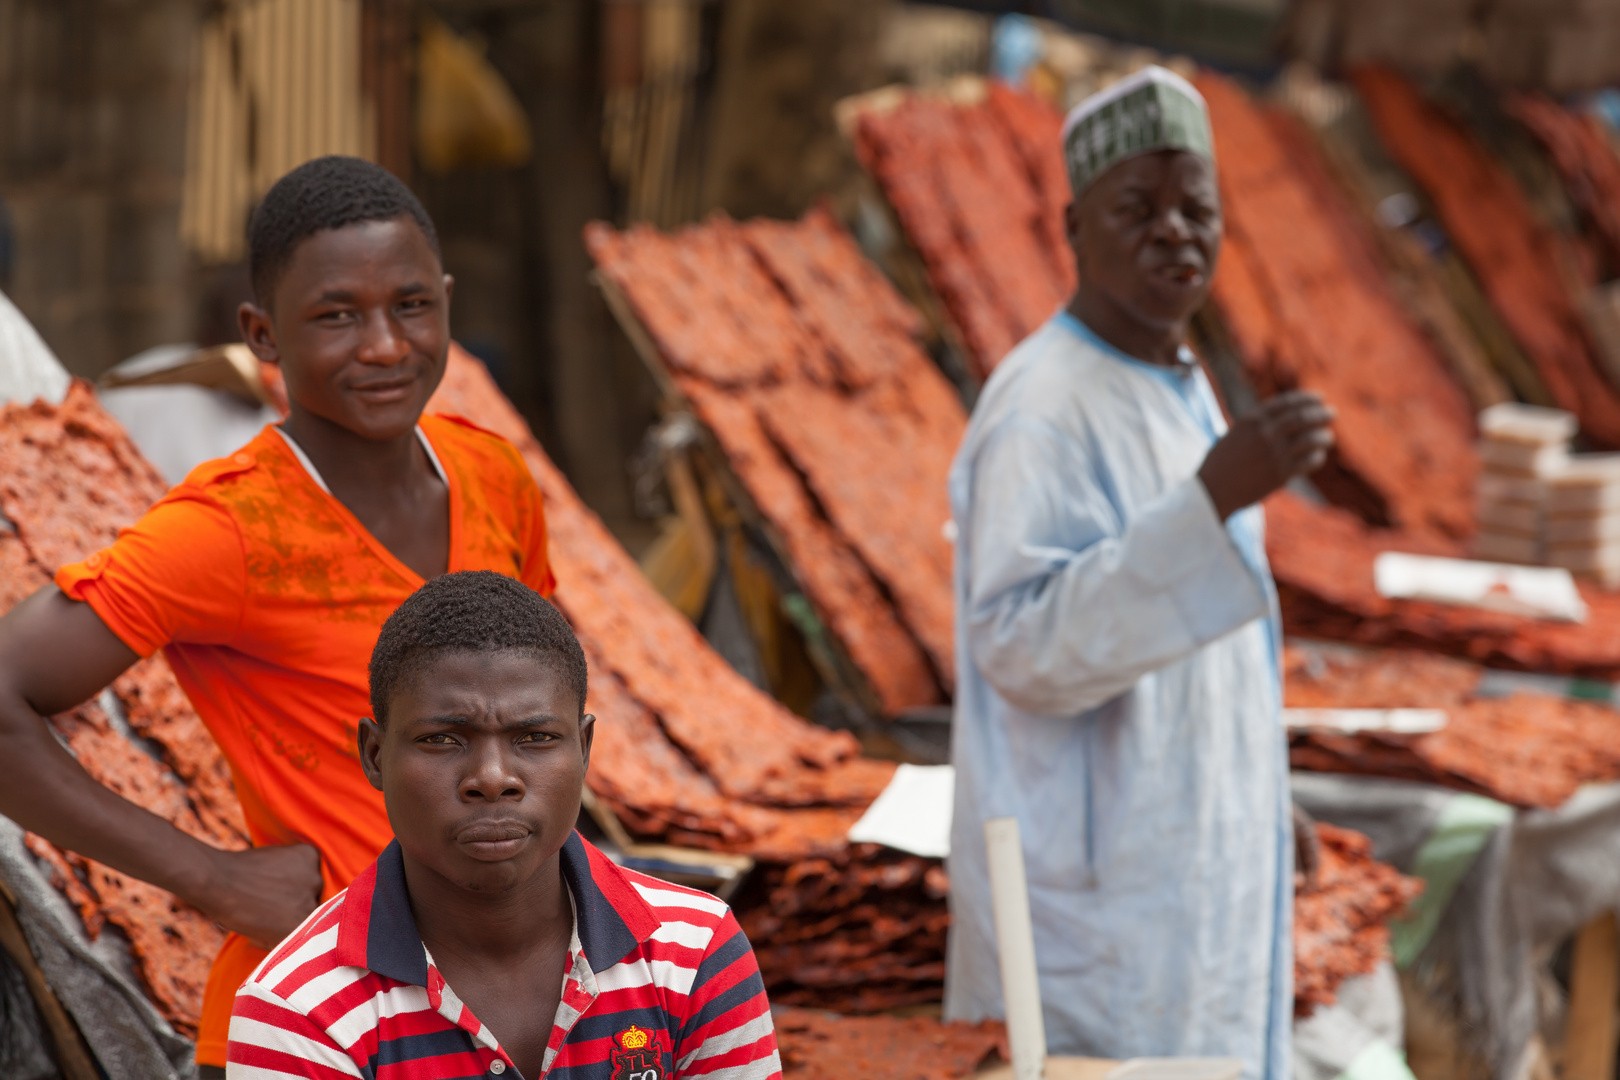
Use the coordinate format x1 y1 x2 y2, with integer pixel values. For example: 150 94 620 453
0 156 556 1075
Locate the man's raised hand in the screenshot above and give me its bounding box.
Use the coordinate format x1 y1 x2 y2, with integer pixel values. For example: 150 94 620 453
1198 390 1336 521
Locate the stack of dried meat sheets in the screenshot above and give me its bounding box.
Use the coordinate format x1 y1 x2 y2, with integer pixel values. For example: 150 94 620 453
586 208 964 716
1197 73 1481 542
1284 642 1620 808
1293 824 1423 1017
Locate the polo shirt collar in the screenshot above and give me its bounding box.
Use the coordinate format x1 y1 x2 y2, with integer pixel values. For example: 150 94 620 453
334 831 663 983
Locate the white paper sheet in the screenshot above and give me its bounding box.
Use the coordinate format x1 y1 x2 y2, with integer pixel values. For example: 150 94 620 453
1373 552 1587 623
847 763 955 858
1283 708 1449 735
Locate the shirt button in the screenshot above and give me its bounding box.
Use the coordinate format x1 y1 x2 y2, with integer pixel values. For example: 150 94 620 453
234 452 251 465
490 1061 506 1075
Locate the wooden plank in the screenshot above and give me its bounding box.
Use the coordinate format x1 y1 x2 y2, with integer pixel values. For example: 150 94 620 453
1565 911 1620 1080
975 1058 1117 1080
0 882 100 1080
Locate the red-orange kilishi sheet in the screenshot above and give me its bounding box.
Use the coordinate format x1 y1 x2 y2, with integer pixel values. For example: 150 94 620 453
851 83 1074 379
0 384 249 1036
587 209 963 712
1506 93 1620 272
1354 67 1620 447
1198 72 1479 541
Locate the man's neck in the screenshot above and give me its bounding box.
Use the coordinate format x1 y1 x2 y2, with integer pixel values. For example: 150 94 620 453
403 850 573 966
1066 291 1188 368
280 407 429 503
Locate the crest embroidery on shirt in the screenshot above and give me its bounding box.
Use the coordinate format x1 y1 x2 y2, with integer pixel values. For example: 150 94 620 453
610 1025 666 1080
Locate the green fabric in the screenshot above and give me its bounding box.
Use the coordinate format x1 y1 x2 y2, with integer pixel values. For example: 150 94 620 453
1568 677 1613 702
1390 793 1514 968
1336 1038 1418 1080
1063 66 1213 197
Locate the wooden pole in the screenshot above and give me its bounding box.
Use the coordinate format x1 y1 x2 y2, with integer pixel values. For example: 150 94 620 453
0 883 100 1080
1566 911 1620 1080
986 816 1047 1080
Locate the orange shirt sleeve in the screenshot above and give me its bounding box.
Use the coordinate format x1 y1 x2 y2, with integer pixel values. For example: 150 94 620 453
55 490 248 657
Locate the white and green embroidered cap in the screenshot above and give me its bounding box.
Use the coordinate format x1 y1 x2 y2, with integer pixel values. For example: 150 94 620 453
1060 65 1214 199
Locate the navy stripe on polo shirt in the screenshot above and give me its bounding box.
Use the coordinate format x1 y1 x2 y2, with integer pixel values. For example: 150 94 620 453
226 832 781 1080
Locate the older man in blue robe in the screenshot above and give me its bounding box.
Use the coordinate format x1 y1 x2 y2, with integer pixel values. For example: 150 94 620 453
944 66 1338 1080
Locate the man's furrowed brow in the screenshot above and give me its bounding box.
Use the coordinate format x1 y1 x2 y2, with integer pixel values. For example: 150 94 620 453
500 712 568 730
404 712 568 729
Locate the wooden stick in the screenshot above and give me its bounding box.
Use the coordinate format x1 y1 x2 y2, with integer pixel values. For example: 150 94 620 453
985 816 1046 1080
1566 911 1620 1080
0 882 100 1080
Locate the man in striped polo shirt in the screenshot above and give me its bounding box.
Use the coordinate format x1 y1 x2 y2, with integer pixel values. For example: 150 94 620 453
226 571 781 1080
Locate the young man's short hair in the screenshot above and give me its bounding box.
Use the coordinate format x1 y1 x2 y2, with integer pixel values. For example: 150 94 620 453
247 155 440 304
368 571 588 725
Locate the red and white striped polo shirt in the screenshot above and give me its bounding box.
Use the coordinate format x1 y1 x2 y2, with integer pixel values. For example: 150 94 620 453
226 832 781 1080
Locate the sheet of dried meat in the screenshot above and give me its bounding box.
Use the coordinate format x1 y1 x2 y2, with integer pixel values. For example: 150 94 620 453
850 82 1072 378
586 209 962 710
0 383 249 1036
1199 71 1479 541
1506 93 1620 271
1354 66 1620 447
428 345 897 828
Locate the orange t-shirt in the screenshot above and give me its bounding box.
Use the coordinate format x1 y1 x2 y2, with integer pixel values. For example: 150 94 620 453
55 413 555 1065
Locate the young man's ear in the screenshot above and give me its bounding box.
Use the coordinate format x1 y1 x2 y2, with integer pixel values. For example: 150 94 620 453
238 301 281 366
579 713 595 773
357 717 385 791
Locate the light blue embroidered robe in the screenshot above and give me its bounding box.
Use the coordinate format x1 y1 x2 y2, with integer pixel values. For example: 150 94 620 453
944 312 1293 1080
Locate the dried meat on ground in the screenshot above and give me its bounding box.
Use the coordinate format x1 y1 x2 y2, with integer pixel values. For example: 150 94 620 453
587 210 962 713
774 1006 1006 1079
1353 66 1620 448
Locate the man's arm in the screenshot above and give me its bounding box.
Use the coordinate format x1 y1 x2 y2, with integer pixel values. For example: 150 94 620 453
228 981 363 1078
963 392 1333 717
0 587 321 948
